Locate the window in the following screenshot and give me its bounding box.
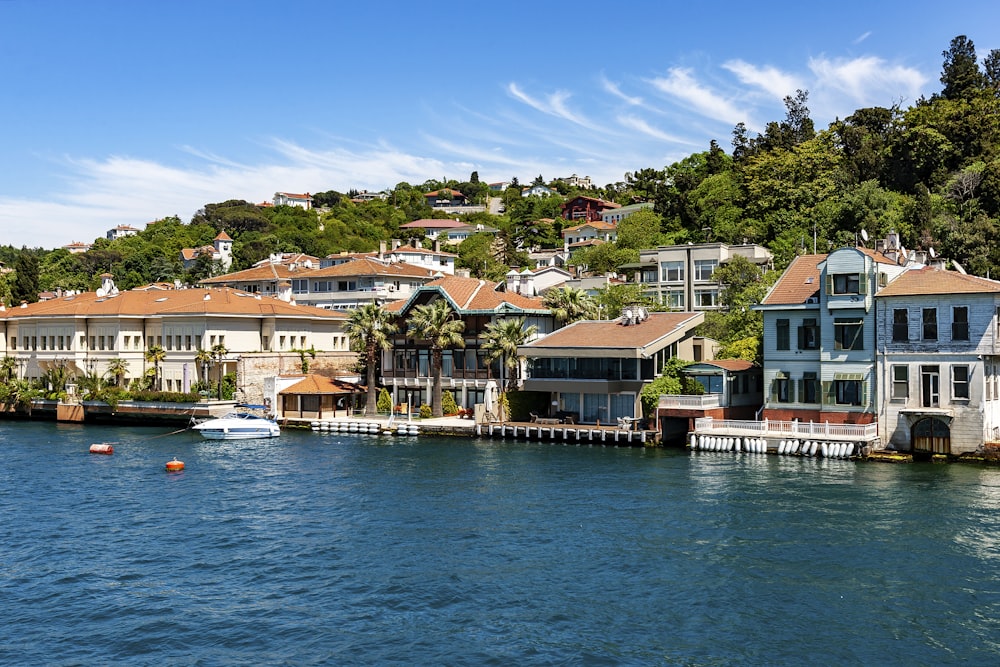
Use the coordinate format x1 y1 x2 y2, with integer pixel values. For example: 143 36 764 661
802 372 818 404
773 376 791 403
185 335 192 351
798 318 819 349
776 319 790 350
922 308 937 340
834 318 864 350
660 261 684 282
953 365 970 400
832 273 861 294
337 280 358 291
123 336 130 350
291 279 308 294
262 335 269 350
891 365 909 399
892 308 908 342
694 259 718 281
921 365 940 407
953 306 969 341
665 291 684 309
835 379 862 405
694 289 718 308
279 335 286 349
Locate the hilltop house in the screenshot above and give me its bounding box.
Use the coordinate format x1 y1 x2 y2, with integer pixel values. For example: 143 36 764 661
273 192 313 209
181 231 234 272
106 225 142 241
560 195 620 222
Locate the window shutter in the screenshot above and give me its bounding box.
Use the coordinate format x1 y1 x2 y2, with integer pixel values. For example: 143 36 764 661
797 379 805 403
861 381 869 408
826 274 833 295
822 380 834 405
859 272 868 294
797 326 805 349
770 379 778 403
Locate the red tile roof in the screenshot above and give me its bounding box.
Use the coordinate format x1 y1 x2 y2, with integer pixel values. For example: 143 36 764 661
279 374 363 395
878 266 1000 296
522 312 703 351
761 254 826 305
0 288 346 319
383 275 548 313
399 219 468 229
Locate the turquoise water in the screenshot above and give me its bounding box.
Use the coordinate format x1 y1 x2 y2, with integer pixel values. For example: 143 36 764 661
1 421 999 665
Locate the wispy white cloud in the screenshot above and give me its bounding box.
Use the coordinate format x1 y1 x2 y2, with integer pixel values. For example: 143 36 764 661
809 55 927 106
853 31 872 45
722 60 805 100
648 67 748 125
616 115 691 144
600 75 643 106
506 82 603 131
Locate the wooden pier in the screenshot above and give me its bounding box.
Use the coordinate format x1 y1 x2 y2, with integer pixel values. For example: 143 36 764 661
477 421 659 445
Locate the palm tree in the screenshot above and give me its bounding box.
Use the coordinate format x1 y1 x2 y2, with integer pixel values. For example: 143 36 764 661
145 344 166 391
0 356 18 382
406 299 465 417
480 317 538 393
544 286 598 325
195 348 213 390
105 358 129 387
211 342 229 399
345 302 397 415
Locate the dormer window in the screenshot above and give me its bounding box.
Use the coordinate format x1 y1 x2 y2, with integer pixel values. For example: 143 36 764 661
832 273 860 294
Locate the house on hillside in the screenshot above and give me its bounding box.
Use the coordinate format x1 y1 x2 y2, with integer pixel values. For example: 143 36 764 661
424 190 467 207
399 218 468 240
180 231 233 272
561 220 618 246
273 192 313 209
620 242 773 311
560 195 620 222
106 225 142 241
522 185 556 197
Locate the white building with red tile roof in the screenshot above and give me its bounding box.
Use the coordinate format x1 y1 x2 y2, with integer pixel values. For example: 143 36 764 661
273 192 313 210
0 279 348 400
180 231 233 272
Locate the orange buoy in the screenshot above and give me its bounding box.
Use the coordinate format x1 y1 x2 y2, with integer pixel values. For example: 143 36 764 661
165 458 185 472
89 443 114 455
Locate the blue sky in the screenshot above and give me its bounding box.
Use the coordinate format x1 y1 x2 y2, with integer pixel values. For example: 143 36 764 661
2 0 999 250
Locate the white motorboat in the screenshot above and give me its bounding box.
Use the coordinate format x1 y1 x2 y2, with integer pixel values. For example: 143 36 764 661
193 410 281 440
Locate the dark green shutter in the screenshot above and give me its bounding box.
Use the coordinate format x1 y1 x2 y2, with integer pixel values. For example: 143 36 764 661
823 380 834 405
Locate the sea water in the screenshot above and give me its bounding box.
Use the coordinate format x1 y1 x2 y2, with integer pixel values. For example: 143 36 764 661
1 421 998 665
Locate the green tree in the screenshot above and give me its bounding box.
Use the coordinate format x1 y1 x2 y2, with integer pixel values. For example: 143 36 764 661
11 249 40 304
941 35 984 101
594 283 656 320
145 344 166 391
105 358 129 387
406 300 465 417
543 287 598 325
615 210 664 250
345 302 398 415
479 317 538 392
0 356 17 382
195 348 213 388
211 343 229 400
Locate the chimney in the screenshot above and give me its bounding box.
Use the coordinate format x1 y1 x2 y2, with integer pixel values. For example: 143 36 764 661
379 240 386 260
277 280 293 302
433 239 441 253
392 238 401 251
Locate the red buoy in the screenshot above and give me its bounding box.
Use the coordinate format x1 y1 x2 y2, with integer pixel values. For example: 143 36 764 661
165 458 185 472
89 443 114 455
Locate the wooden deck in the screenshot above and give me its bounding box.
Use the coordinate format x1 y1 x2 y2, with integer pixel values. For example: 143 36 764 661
478 421 659 445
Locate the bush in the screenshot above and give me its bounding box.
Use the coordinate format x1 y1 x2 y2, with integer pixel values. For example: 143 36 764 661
419 404 432 419
442 390 459 415
377 387 392 413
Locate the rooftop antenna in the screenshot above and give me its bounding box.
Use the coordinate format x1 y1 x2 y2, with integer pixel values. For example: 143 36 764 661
929 246 937 259
859 229 869 247
952 260 967 275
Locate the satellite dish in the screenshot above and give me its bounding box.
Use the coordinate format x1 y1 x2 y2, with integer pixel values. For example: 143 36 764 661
929 247 937 258
953 260 967 275
861 229 869 242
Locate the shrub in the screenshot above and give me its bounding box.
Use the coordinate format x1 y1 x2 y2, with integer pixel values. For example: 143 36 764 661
419 403 432 419
377 387 392 413
442 390 459 415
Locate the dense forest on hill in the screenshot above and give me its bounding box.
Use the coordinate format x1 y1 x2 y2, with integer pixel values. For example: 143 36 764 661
3 35 1000 307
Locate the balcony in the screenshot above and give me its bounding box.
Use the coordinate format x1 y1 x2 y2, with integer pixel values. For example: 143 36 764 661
658 394 721 410
693 417 878 440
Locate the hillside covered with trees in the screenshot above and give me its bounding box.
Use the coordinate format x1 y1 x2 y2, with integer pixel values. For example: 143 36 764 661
2 35 999 360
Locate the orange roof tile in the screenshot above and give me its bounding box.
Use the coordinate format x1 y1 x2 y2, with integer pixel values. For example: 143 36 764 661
761 254 826 305
878 267 1000 296
279 374 364 395
523 312 703 352
0 288 346 320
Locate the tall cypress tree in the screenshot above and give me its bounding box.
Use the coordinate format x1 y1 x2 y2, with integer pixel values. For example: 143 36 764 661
11 249 39 304
941 35 984 100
